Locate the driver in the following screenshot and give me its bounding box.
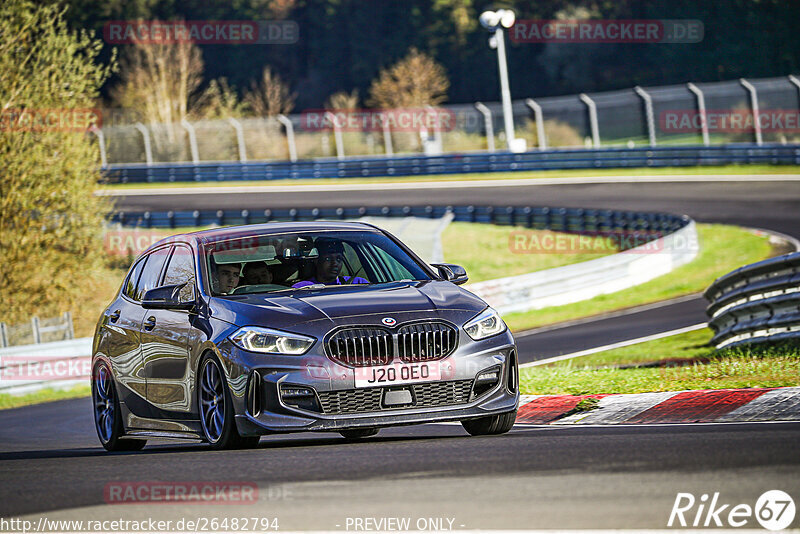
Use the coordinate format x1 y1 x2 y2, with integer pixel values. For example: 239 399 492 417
292 238 368 288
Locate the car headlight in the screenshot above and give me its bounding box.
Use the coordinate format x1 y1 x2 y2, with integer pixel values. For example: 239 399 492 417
464 307 507 340
230 326 315 355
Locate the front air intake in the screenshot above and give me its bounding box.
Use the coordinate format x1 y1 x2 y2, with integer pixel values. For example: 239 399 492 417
325 322 459 367
247 371 262 417
325 327 394 367
397 322 458 363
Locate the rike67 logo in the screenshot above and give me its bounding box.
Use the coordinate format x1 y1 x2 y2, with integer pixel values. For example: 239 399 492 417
668 490 795 530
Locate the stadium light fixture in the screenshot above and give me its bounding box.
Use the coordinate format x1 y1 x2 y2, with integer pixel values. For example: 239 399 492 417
479 9 524 152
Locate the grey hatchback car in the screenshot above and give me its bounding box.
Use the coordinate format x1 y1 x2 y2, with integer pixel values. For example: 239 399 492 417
92 222 519 451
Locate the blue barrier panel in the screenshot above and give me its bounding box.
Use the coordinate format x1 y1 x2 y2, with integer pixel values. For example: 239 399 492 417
104 144 800 184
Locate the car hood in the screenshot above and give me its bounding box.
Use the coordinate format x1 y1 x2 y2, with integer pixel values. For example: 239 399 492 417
209 280 488 330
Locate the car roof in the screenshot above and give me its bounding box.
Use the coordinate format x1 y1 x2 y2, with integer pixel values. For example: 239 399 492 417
146 221 383 251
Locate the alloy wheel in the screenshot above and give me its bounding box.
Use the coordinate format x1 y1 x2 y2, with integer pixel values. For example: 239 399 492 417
93 363 115 443
200 359 226 443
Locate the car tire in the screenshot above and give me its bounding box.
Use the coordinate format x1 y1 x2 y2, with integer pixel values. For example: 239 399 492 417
198 355 260 450
93 361 147 452
339 428 380 440
461 410 517 436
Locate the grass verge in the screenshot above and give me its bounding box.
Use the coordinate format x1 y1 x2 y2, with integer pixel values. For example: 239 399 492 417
442 222 616 283
0 384 90 410
98 164 800 191
503 224 773 332
519 328 800 395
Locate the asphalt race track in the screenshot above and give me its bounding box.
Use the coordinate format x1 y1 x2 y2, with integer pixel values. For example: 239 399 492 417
2 176 799 530
112 177 800 236
1 398 799 529
515 295 708 363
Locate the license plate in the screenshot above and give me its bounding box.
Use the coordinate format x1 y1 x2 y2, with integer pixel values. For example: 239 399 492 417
354 362 441 388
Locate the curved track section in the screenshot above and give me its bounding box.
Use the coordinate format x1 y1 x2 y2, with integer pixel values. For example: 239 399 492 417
113 179 800 236
1 177 798 528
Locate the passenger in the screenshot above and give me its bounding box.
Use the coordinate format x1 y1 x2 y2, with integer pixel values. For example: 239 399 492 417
242 261 273 286
292 238 368 288
213 262 242 294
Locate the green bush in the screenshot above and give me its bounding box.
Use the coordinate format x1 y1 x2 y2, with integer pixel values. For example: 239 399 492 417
0 0 114 324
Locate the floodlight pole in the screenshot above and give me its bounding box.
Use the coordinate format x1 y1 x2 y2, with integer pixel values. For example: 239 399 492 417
493 28 515 151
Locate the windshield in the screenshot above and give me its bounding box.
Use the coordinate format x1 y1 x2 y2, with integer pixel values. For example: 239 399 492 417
205 230 432 296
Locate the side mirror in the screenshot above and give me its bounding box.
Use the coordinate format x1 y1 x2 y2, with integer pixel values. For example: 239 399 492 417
142 283 196 310
431 263 469 285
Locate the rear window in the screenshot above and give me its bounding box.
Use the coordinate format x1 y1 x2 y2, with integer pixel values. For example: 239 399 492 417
123 256 148 301
135 247 171 300
162 245 196 302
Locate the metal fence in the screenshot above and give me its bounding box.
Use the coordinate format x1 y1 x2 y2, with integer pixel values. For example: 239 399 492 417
0 312 74 348
97 75 800 166
705 252 800 349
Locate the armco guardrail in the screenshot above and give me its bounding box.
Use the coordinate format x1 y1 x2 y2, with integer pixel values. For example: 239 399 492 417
468 221 697 314
104 144 800 184
705 251 800 349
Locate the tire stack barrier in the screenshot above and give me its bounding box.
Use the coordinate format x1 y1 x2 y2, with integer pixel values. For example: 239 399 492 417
112 204 689 234
705 252 800 349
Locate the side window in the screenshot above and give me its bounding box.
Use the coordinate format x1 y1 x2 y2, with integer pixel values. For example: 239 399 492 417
163 245 196 302
135 247 171 301
123 256 148 301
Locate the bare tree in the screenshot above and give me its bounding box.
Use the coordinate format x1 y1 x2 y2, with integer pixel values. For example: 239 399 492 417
111 39 204 138
244 66 295 117
368 48 449 109
325 89 359 110
194 78 245 119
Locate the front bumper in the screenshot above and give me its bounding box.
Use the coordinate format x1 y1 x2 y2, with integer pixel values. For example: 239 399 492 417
222 335 518 435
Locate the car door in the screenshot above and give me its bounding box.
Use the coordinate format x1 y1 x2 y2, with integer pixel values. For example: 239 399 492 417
141 244 196 416
101 255 149 412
